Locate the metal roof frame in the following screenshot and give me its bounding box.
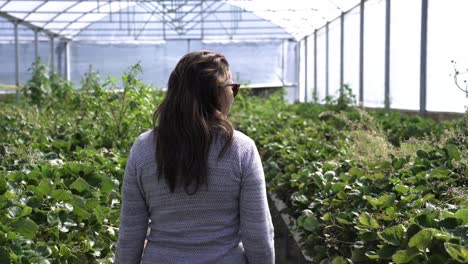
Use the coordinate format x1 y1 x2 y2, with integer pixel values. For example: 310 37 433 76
0 0 359 42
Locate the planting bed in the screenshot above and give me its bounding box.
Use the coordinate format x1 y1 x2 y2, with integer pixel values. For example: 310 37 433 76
1 63 467 263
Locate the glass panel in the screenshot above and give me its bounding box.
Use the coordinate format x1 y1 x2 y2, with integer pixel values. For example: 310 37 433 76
1 1 43 12
306 35 314 102
36 1 77 12
363 0 385 107
78 13 108 23
11 12 29 20
67 1 99 13
54 13 83 22
427 0 468 113
343 7 360 100
298 39 305 102
44 22 71 30
316 28 326 101
68 22 90 30
390 0 420 110
328 19 341 98
28 13 58 22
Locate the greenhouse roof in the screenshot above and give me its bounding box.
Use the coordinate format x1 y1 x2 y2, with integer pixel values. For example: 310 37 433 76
0 0 359 41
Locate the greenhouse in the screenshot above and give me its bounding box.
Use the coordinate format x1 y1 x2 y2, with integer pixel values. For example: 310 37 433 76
0 0 467 263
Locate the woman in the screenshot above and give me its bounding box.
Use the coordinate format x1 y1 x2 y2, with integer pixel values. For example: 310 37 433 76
115 51 275 263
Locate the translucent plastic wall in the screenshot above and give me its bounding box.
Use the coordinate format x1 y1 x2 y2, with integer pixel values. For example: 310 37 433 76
363 0 385 107
427 0 468 113
1 35 298 96
0 16 54 87
390 0 421 111
300 0 468 113
70 40 296 89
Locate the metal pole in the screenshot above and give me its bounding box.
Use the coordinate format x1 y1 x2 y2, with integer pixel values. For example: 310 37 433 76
340 12 344 96
201 0 204 39
314 29 317 101
420 0 428 116
359 0 365 105
296 41 300 102
304 36 308 102
14 21 20 102
50 35 55 74
325 21 329 98
34 30 39 60
281 39 286 84
64 40 70 81
384 0 391 109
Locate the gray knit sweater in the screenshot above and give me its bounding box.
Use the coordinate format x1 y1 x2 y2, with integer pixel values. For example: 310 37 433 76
115 129 275 264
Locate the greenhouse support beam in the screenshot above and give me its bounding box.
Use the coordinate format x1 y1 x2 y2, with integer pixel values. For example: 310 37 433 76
314 29 317 99
34 30 39 60
304 36 308 102
64 40 70 81
340 12 344 95
0 11 69 41
420 0 428 117
325 22 329 98
281 40 286 84
295 41 300 102
14 21 20 103
50 35 55 74
359 0 365 105
384 0 391 109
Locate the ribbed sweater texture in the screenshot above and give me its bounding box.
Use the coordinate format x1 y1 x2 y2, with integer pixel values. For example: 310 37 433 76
115 129 275 264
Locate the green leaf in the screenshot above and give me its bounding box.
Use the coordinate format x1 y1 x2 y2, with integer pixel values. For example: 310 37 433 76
358 212 379 229
331 256 348 264
378 224 405 246
59 244 71 257
349 167 364 177
392 248 421 264
364 195 380 209
7 206 22 218
51 189 73 201
73 205 91 220
303 215 320 232
444 243 468 263
13 219 39 239
331 182 346 192
378 194 396 208
408 229 433 250
21 206 32 217
430 168 451 179
291 192 308 204
36 178 54 196
447 144 461 161
70 177 90 193
454 209 468 225
415 212 438 228
395 184 409 195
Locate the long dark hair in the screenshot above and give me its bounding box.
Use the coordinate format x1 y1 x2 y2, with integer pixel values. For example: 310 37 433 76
153 50 234 195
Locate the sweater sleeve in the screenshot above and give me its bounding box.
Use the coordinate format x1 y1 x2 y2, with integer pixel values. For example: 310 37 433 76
115 141 149 264
239 139 275 264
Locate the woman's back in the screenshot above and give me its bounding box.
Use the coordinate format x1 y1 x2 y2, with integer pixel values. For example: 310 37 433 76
116 129 275 263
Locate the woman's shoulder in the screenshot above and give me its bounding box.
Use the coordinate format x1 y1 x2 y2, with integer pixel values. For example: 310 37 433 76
232 130 256 151
131 129 156 154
